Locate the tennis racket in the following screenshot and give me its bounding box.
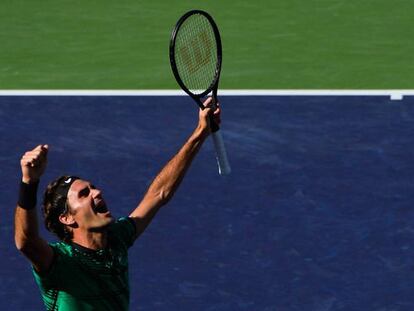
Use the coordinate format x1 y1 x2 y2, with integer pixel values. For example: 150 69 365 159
169 10 231 175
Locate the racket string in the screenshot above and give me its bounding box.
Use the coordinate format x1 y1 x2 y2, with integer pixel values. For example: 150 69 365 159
174 13 218 95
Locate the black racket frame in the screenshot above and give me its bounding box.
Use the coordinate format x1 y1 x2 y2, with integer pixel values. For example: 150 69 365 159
169 10 223 112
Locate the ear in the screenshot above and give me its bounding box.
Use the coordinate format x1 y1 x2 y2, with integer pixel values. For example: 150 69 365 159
59 213 76 226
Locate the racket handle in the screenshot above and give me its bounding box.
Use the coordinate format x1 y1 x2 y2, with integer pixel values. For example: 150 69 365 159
211 130 231 175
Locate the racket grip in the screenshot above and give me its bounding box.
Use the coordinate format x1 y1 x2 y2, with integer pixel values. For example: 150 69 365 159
211 130 231 175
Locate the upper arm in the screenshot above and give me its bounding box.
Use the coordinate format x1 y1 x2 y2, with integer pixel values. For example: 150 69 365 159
18 237 55 274
129 196 163 239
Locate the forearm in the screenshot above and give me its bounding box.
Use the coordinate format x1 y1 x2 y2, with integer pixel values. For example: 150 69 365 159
15 196 54 272
145 125 208 206
14 181 41 250
14 207 41 249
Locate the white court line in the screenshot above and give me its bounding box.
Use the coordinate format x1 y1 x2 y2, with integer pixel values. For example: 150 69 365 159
0 89 412 100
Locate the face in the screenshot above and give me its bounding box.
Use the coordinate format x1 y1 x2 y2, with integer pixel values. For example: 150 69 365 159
65 179 114 231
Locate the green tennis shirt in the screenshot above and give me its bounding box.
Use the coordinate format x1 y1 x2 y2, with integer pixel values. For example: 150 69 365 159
33 217 136 311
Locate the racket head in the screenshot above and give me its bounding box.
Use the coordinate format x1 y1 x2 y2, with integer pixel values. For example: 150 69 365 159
169 10 222 104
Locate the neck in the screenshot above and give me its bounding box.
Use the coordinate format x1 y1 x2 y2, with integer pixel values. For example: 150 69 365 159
71 230 108 250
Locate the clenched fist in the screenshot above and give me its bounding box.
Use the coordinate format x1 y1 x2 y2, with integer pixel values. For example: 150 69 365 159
198 97 221 135
21 145 49 183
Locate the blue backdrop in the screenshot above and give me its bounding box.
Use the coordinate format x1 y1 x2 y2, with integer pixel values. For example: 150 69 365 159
1 95 413 310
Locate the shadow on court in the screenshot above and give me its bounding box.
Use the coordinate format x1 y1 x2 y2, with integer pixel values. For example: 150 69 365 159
1 96 413 310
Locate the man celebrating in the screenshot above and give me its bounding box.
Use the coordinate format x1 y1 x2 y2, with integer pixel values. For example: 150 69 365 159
15 98 220 310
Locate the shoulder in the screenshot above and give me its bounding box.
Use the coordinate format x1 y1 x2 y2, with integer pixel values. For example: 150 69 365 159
32 241 72 285
108 217 136 235
108 217 137 248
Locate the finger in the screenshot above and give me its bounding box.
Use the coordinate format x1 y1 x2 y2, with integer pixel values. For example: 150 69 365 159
201 105 213 116
202 97 213 108
24 157 39 165
28 145 48 157
39 145 49 160
25 145 48 159
41 144 49 153
22 159 37 167
24 152 40 158
22 155 38 162
211 100 220 112
23 152 42 161
22 153 42 164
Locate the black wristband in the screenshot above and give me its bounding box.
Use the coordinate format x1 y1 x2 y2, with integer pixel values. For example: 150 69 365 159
18 180 39 210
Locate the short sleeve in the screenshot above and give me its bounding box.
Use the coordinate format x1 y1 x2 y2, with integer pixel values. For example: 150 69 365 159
108 217 137 248
32 242 67 289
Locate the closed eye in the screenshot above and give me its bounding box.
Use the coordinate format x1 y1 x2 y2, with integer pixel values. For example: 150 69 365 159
78 187 90 198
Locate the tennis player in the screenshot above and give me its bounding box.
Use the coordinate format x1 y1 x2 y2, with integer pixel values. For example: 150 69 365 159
14 98 220 310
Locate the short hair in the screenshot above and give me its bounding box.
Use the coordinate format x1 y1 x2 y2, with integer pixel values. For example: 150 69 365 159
42 175 75 242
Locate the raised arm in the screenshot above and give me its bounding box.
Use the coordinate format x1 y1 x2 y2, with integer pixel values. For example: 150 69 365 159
14 144 54 273
129 97 220 237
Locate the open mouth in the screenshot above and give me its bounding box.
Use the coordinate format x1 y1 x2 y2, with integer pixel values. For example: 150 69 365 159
94 200 108 214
